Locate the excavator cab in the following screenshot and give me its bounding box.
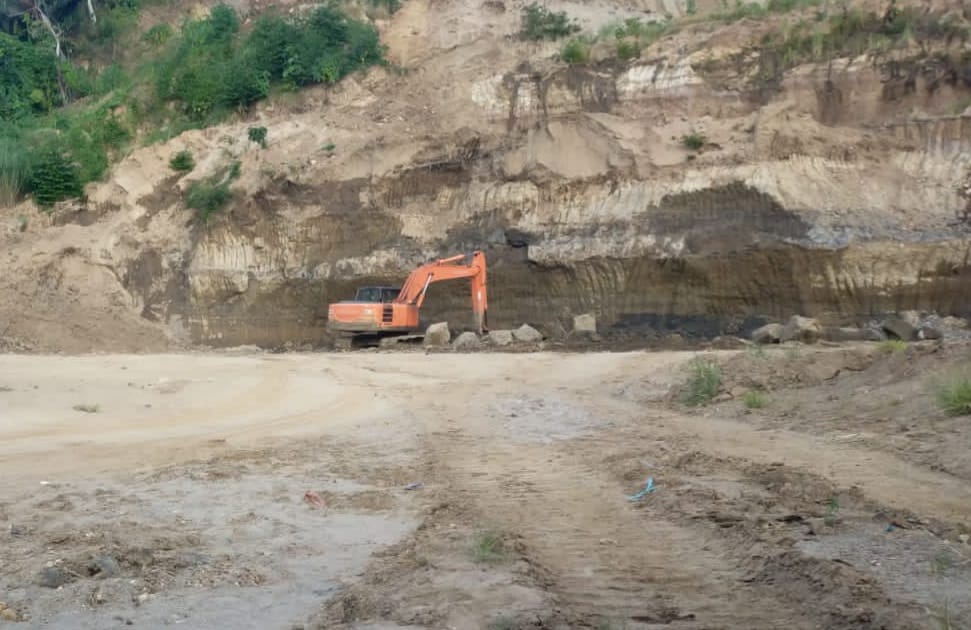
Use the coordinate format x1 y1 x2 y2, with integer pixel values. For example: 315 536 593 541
352 286 400 303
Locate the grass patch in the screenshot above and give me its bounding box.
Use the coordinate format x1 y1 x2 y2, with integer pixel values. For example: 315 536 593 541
712 0 823 22
934 371 971 416
169 150 195 172
755 6 971 81
878 339 907 354
73 403 100 413
0 139 31 206
472 529 507 563
743 390 768 409
681 132 706 151
681 357 721 406
746 343 767 359
824 495 839 525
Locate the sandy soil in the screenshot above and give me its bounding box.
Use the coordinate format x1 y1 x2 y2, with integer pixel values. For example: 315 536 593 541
1 344 970 629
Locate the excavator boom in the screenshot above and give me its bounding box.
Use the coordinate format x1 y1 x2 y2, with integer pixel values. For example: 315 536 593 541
326 251 489 342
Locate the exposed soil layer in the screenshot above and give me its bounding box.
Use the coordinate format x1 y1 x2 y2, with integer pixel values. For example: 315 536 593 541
2 343 969 629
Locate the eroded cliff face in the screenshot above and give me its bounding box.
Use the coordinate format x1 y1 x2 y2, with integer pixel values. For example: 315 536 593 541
2 0 971 351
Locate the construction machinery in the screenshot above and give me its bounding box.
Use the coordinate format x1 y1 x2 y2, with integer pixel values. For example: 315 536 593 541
326 251 488 347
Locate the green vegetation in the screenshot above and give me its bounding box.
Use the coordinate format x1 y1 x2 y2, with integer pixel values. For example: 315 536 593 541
934 372 971 416
681 132 706 151
247 126 267 148
824 495 839 525
471 529 507 563
185 160 241 222
519 3 580 41
606 17 671 61
743 390 767 409
681 357 721 406
0 1 386 208
878 339 907 354
713 0 823 22
169 150 195 172
0 140 31 206
755 5 971 82
560 36 592 64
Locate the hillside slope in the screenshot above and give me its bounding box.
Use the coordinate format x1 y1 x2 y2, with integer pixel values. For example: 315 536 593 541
2 0 971 351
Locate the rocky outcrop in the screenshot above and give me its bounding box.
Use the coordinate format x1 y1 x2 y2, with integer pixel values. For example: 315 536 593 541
2 0 971 352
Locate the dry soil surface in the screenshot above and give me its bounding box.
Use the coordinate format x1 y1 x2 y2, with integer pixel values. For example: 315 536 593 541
1 344 970 629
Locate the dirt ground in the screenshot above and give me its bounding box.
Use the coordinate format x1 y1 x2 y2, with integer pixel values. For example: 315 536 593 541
1 343 970 629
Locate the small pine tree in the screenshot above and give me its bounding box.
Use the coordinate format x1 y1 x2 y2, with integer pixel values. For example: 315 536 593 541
30 151 83 207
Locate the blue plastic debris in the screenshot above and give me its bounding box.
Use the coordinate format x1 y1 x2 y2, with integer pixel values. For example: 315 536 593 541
627 477 655 502
403 482 424 491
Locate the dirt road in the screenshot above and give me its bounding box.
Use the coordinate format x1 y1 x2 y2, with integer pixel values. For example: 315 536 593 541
1 346 969 629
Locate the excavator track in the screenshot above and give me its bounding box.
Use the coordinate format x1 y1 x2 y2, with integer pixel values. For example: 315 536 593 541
333 332 425 350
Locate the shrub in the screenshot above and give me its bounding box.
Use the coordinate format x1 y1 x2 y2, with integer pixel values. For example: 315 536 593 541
247 126 267 147
681 132 706 150
143 23 174 47
30 150 83 207
184 160 241 221
0 139 31 206
560 37 591 64
169 150 196 172
520 3 580 41
616 39 640 60
935 373 971 416
185 179 231 221
743 390 768 409
681 357 721 406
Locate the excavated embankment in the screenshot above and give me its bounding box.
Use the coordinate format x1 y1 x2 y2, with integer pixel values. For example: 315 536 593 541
3 2 971 352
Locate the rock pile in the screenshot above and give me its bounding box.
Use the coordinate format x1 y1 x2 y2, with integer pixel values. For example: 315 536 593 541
422 322 547 350
423 313 600 351
750 312 970 345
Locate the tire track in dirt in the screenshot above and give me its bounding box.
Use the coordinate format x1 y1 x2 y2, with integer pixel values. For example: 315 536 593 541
591 397 971 527
423 399 817 628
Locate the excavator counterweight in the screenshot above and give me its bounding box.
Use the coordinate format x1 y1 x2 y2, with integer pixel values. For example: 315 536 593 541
326 251 488 346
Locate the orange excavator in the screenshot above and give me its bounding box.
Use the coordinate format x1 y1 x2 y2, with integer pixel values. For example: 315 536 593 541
326 250 488 347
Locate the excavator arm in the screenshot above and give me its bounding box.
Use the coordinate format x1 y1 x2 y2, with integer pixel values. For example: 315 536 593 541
395 251 488 333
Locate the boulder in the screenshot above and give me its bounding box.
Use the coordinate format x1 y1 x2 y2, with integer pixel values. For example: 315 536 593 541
487 329 514 346
780 316 822 344
452 331 481 350
881 316 916 341
423 322 450 347
863 326 887 342
751 323 783 344
572 313 597 335
512 324 543 343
